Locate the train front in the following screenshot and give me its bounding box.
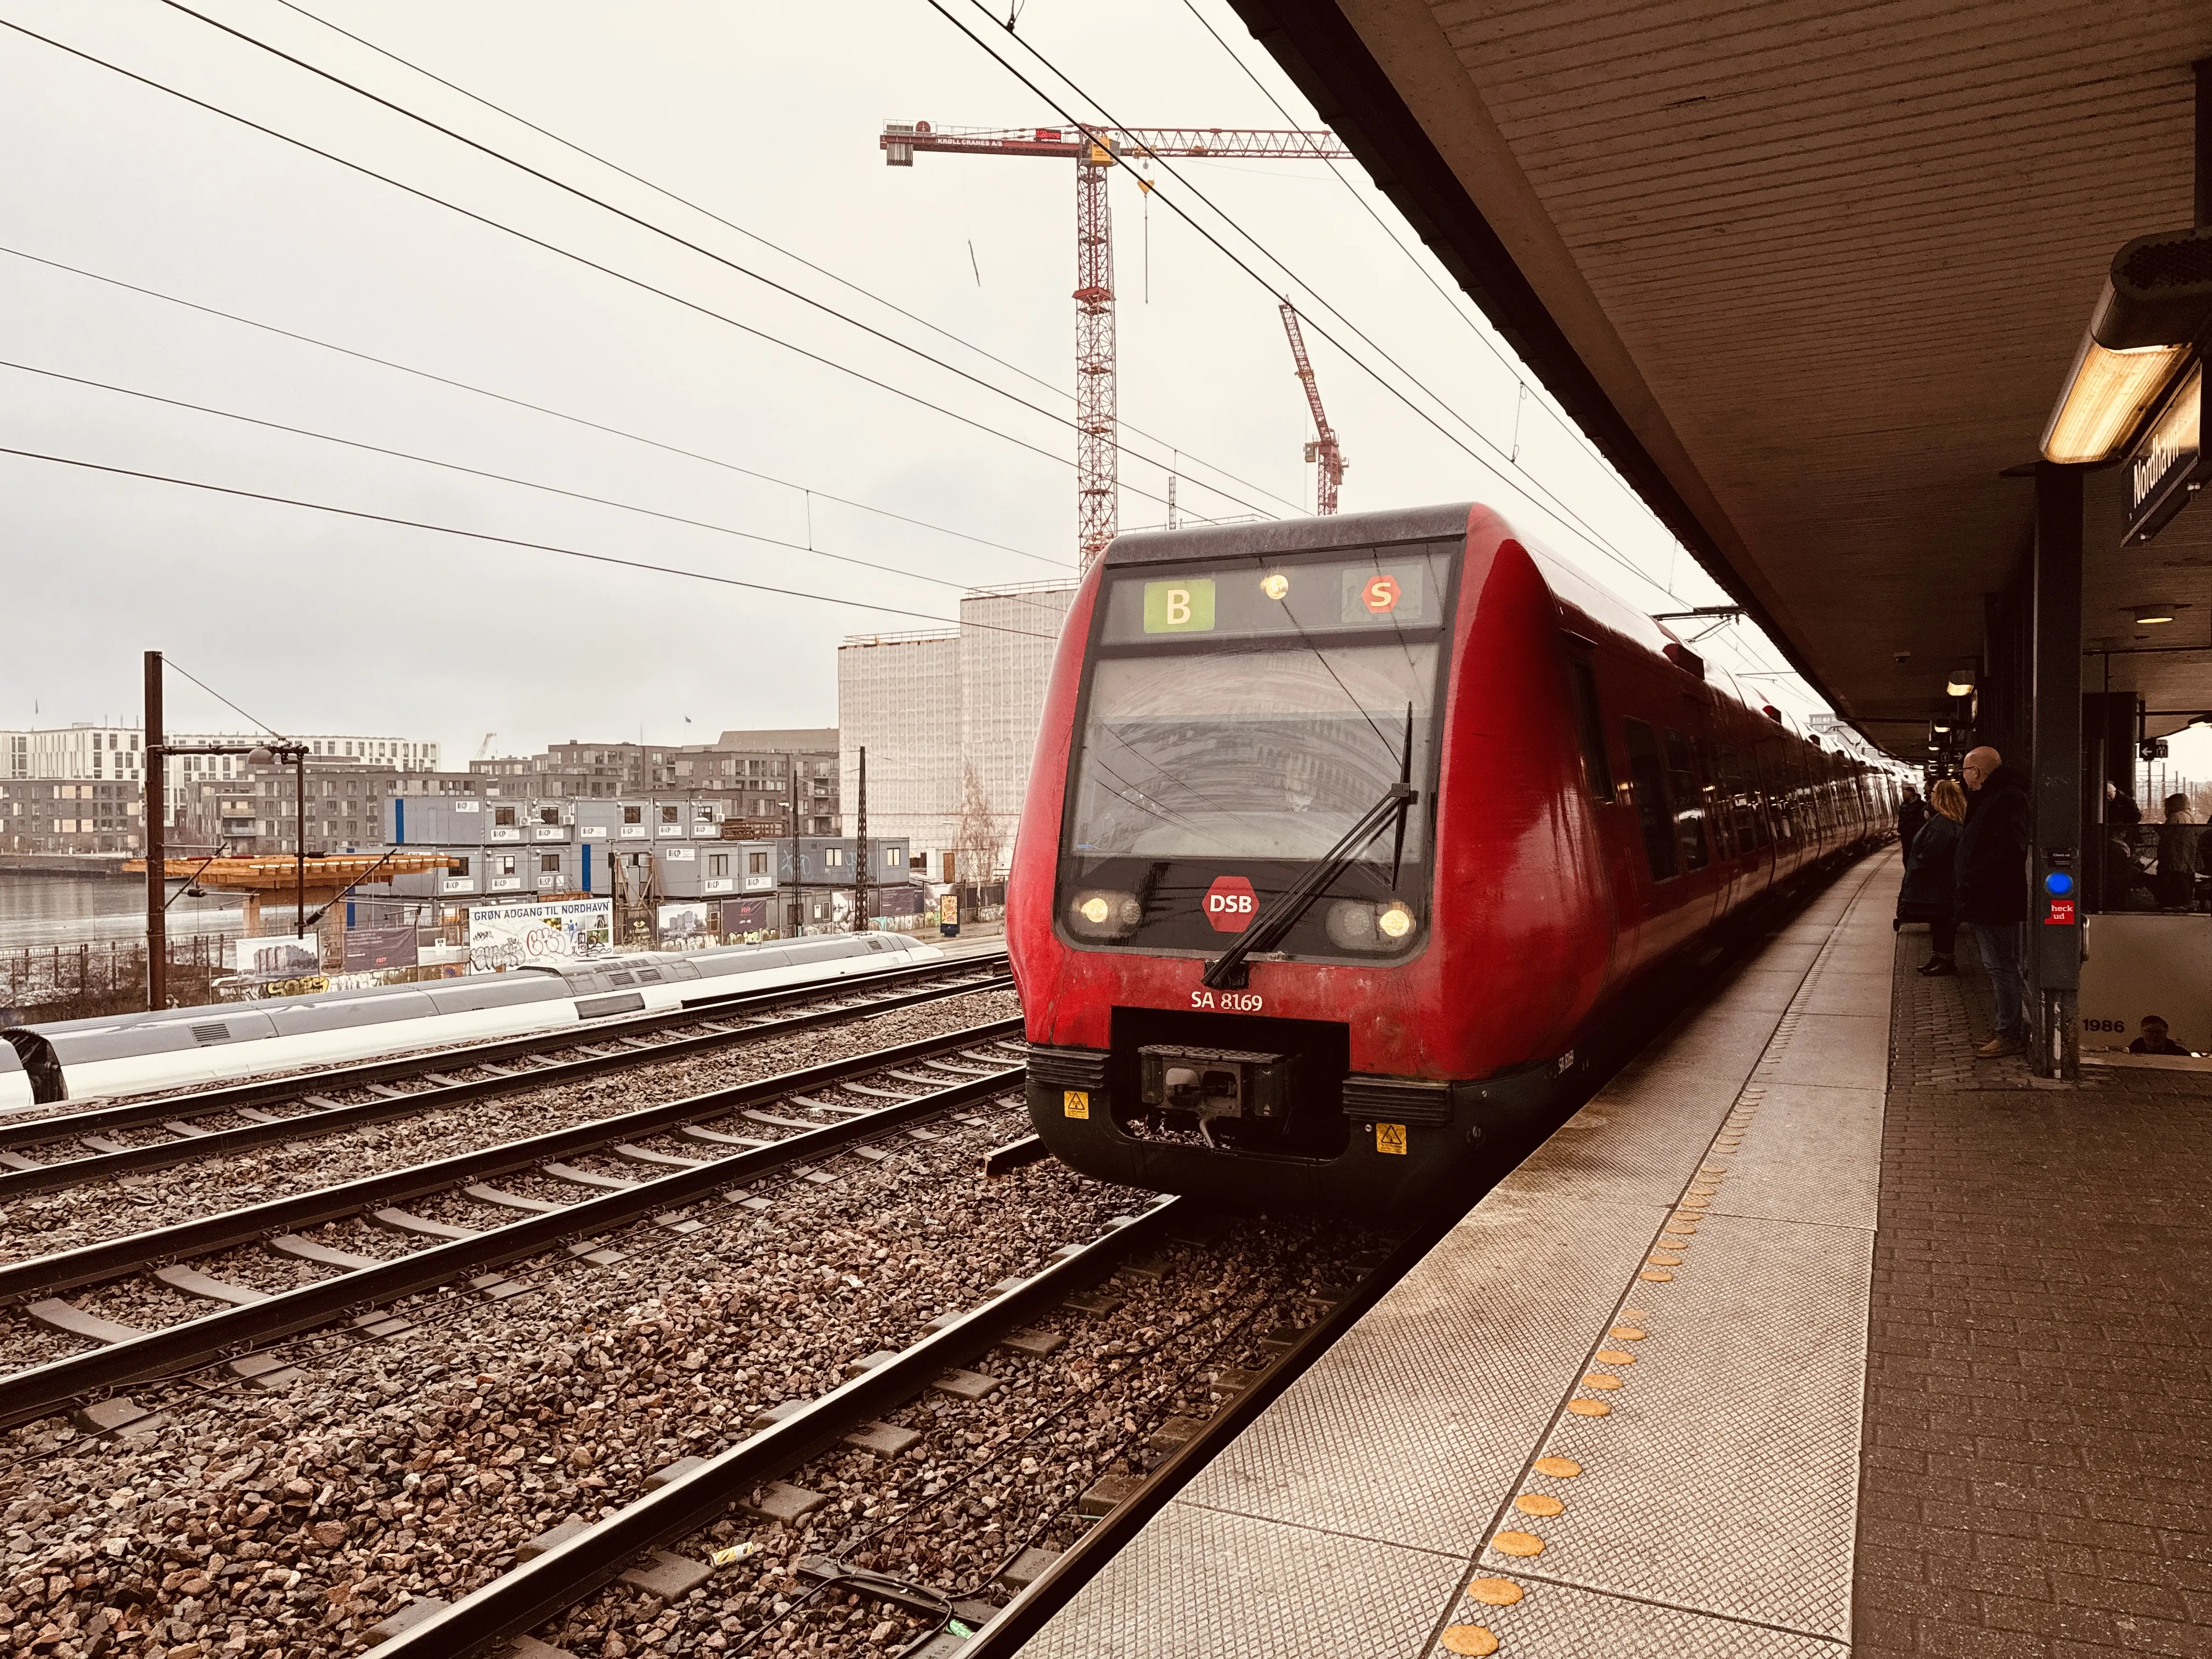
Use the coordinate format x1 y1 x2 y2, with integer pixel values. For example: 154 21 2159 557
1008 504 1611 1214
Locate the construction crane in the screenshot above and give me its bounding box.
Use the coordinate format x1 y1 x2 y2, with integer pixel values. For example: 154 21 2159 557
475 733 497 761
883 122 1351 565
1279 303 1345 515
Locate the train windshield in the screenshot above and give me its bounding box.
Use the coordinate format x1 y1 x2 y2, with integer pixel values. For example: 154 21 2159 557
1059 541 1459 957
1069 645 1437 860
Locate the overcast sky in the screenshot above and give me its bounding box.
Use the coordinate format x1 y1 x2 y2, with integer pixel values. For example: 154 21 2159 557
2 0 1827 764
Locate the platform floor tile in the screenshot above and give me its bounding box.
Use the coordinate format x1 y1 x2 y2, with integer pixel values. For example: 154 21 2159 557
1024 1503 1466 1659
1430 1575 1845 1658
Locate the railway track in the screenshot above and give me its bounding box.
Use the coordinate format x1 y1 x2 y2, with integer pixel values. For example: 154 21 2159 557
362 1199 1438 1659
0 952 1011 1198
0 1019 1028 1432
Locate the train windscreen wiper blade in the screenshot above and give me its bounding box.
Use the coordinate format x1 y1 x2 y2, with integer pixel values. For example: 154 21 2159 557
1201 777 1417 991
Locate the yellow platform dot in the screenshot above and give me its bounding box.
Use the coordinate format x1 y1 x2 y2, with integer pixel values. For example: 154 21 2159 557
1533 1456 1581 1478
1677 1198 1709 1209
1566 1398 1611 1417
1657 1235 1691 1250
1467 1577 1526 1605
1582 1373 1623 1390
1699 1164 1727 1175
1608 1326 1645 1341
1596 1348 1637 1365
1638 1268 1674 1282
1515 1492 1565 1517
1442 1624 1500 1656
1489 1530 1545 1558
1647 1252 1683 1266
1670 1218 1701 1231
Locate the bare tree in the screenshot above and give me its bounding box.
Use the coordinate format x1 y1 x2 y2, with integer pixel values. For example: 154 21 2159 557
952 764 1002 885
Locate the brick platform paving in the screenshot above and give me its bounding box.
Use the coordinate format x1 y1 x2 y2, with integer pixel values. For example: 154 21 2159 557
1853 923 2212 1656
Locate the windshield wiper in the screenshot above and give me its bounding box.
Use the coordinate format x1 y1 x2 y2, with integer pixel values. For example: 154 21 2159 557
1203 706 1419 991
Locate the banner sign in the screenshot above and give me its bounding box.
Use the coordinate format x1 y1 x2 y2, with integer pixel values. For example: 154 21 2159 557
230 934 320 980
657 901 718 946
343 923 419 972
468 898 613 972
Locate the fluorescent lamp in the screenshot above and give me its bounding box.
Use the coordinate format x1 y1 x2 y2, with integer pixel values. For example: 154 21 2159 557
2134 603 2176 625
2041 335 2188 463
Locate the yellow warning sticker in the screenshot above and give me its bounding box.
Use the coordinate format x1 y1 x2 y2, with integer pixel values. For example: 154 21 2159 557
1376 1122 1408 1155
1063 1090 1090 1120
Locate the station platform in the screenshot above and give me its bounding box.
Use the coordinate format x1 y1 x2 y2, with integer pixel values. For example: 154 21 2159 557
1029 851 2212 1658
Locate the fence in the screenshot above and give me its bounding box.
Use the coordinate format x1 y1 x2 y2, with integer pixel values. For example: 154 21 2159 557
0 936 224 1024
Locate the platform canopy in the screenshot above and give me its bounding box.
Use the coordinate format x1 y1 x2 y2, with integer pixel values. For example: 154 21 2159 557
1231 1 2212 744
123 854 460 893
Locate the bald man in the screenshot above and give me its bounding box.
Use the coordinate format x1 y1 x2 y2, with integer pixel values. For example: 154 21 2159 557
1955 745 2033 1056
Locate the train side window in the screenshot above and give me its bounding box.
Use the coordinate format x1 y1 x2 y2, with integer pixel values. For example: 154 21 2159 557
1566 656 1614 803
1622 718 1679 881
1661 727 1711 871
1698 739 1733 862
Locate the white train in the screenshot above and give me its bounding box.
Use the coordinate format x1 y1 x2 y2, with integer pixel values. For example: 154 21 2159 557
0 933 947 1112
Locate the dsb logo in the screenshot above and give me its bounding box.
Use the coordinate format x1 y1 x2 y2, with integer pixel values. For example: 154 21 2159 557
1203 875 1257 933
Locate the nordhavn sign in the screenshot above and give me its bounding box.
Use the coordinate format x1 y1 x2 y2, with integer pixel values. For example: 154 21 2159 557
2126 360 2205 545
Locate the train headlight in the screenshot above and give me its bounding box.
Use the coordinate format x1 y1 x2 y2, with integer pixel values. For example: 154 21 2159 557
1068 890 1142 940
1261 572 1290 601
1325 900 1419 951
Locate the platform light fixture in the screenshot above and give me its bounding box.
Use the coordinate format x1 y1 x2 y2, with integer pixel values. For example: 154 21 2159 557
2040 227 2212 465
1945 660 1977 698
2134 603 2177 625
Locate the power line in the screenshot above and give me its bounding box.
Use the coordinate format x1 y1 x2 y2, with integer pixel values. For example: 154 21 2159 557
0 14 1254 531
163 658 280 737
0 356 1078 626
1174 0 1663 527
0 243 1060 571
927 0 1679 600
133 0 1286 525
0 444 1064 640
266 0 1304 521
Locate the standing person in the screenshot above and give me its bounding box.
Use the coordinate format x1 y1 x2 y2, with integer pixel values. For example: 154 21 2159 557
1897 778 1967 974
2154 793 2199 910
1895 783 1930 864
1956 746 2033 1056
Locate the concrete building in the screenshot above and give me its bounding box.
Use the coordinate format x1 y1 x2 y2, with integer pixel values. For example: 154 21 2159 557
0 778 143 853
837 581 1076 872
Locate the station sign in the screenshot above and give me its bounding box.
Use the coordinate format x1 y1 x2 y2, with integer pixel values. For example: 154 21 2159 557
2124 360 2206 545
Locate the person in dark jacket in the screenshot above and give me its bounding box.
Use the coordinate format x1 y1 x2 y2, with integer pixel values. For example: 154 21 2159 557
1896 778 1966 974
2154 793 2199 910
1895 784 1930 864
1956 746 2033 1056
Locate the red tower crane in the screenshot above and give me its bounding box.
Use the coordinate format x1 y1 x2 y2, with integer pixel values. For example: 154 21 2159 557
883 122 1350 565
1279 303 1345 515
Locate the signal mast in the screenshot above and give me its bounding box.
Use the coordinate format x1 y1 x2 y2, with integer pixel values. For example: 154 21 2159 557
882 121 1350 563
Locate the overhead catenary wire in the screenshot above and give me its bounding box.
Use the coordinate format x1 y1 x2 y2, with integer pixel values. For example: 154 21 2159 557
0 14 1260 528
264 0 1304 521
926 0 1684 603
124 1 1288 526
0 244 1062 571
0 357 1078 625
0 444 1064 641
1173 0 1674 532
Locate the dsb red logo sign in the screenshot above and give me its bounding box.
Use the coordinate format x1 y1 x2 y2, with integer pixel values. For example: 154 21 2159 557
1203 876 1257 932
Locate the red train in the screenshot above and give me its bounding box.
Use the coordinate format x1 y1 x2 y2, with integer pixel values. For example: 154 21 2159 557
1007 502 1900 1212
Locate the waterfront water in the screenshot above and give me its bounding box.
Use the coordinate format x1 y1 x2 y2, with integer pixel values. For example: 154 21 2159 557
0 872 245 949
